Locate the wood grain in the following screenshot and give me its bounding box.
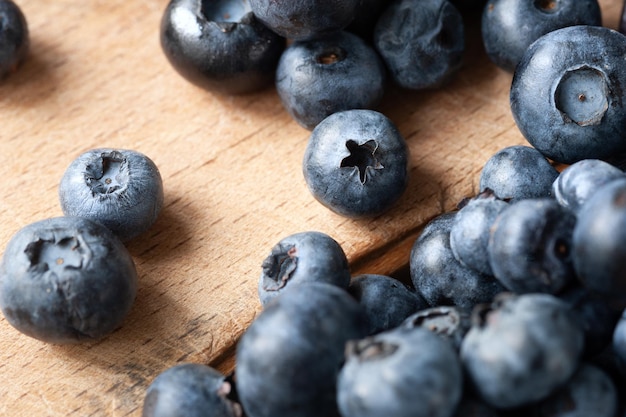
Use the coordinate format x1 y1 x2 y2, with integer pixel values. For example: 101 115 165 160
0 1 622 415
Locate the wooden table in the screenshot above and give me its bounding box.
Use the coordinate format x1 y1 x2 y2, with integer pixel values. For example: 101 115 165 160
0 1 622 415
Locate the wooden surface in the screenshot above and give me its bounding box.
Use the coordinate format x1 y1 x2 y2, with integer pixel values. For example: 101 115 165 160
0 1 622 415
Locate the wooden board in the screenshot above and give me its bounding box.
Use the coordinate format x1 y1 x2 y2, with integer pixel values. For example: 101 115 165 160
0 1 622 415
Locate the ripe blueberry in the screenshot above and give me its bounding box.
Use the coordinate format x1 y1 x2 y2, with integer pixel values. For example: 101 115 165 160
58 148 164 242
0 216 138 344
303 109 408 218
0 0 28 79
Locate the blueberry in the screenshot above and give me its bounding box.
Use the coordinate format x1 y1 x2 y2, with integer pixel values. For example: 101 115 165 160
142 363 242 417
348 273 428 335
58 148 164 242
160 0 285 95
410 212 506 310
0 216 138 344
374 0 465 90
275 30 386 130
337 326 463 417
258 231 351 307
529 364 618 417
235 282 366 417
449 190 508 276
248 0 360 41
487 198 576 295
460 293 584 409
481 0 602 72
573 178 626 307
510 25 626 164
401 305 471 351
302 109 408 218
552 159 625 215
478 145 559 202
0 0 28 79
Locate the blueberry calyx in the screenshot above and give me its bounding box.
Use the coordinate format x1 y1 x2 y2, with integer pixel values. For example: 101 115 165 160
24 236 86 276
340 139 383 184
346 337 399 362
260 243 298 291
406 307 460 336
534 0 559 13
84 151 128 196
554 65 609 126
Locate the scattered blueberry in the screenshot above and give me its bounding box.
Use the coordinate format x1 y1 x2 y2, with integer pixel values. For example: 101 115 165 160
236 282 366 417
247 0 360 41
258 231 351 307
0 0 28 79
160 0 285 94
348 273 428 335
487 198 576 295
510 25 626 164
552 159 625 215
573 178 626 308
410 212 506 311
0 216 138 344
275 30 386 130
302 109 408 218
374 0 465 90
460 293 585 409
449 189 508 276
142 363 242 417
58 148 164 242
478 145 559 202
337 326 463 417
481 0 602 72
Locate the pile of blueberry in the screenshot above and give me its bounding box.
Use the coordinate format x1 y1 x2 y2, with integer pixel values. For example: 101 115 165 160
5 0 626 416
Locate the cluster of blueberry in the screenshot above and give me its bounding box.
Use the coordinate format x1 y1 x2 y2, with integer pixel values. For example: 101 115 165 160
142 0 626 415
0 148 164 344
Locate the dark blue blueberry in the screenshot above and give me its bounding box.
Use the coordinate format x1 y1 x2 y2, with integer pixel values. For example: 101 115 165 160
0 0 28 79
373 0 464 90
573 178 626 308
302 109 408 218
258 231 351 307
451 394 502 417
487 198 576 295
58 148 164 242
409 212 506 310
142 363 242 417
0 216 138 344
160 0 285 95
478 145 559 202
553 159 625 215
510 25 626 164
460 293 584 409
337 326 463 417
235 282 366 417
401 305 471 351
559 284 622 358
529 364 618 417
248 0 359 41
348 273 428 335
449 190 508 276
275 30 386 131
481 0 601 72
